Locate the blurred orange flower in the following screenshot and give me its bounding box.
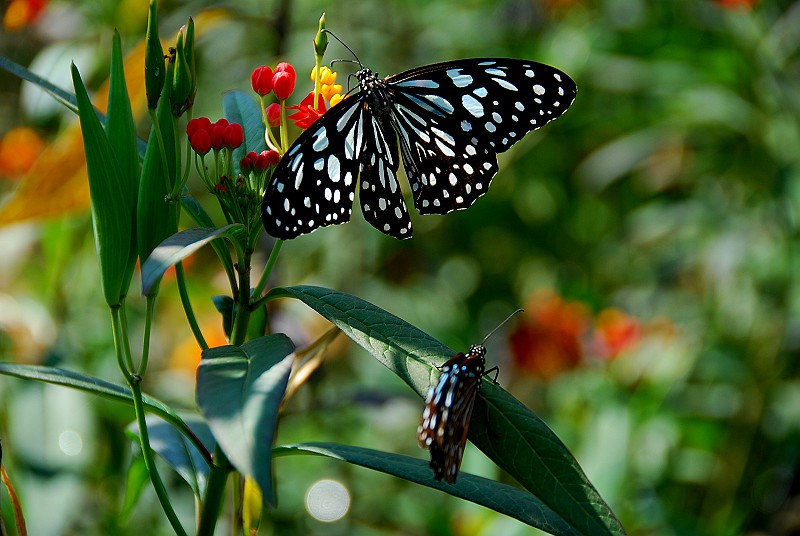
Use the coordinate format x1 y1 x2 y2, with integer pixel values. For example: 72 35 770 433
592 308 641 359
3 0 46 30
714 0 758 9
510 290 590 379
0 127 45 180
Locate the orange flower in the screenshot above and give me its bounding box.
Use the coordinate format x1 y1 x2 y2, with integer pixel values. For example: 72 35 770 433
0 127 45 180
287 91 327 129
714 0 758 9
592 308 641 359
510 290 590 379
3 0 46 31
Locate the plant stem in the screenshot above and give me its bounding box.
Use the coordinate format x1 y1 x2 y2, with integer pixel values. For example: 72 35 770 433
230 251 253 347
176 261 208 350
252 239 283 301
130 377 188 536
197 446 232 536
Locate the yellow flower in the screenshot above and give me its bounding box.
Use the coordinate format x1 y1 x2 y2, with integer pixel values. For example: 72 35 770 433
310 66 337 85
320 83 343 102
329 93 344 107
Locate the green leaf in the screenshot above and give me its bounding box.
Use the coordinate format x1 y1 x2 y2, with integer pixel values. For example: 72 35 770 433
266 285 625 536
141 224 246 295
222 89 266 171
106 31 140 297
196 334 295 507
72 63 131 307
0 54 78 113
275 442 579 535
211 295 235 339
0 363 210 465
121 452 149 520
126 415 215 498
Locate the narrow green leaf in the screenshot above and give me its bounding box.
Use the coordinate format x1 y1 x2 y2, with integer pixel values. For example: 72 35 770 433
72 63 131 307
140 224 246 295
107 31 140 297
222 89 266 169
126 415 215 498
0 363 210 464
275 442 579 535
0 54 78 113
196 334 295 507
266 285 625 536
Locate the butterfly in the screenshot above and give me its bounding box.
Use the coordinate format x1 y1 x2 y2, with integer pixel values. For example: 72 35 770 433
262 58 576 240
417 310 523 483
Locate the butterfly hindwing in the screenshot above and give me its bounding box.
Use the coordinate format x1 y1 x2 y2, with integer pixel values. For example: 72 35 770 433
358 112 413 238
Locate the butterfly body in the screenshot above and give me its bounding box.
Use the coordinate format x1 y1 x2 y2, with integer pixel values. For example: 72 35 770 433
417 343 488 483
263 58 576 239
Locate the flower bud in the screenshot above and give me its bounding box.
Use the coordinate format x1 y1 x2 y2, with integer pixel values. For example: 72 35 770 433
251 65 274 96
224 123 244 148
262 149 280 166
144 0 165 109
265 103 281 127
189 129 212 155
272 63 296 100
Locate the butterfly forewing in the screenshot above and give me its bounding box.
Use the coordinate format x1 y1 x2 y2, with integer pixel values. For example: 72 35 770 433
262 95 366 239
262 57 576 239
418 345 486 483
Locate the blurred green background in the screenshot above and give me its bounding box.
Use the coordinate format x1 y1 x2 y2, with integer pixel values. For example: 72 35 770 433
2 0 799 534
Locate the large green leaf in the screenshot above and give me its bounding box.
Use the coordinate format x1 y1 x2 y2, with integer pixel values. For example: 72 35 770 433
222 89 266 171
196 334 295 507
275 442 579 535
265 285 625 536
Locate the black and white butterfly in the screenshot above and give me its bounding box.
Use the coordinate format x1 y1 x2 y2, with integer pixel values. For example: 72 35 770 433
417 310 523 483
262 58 576 240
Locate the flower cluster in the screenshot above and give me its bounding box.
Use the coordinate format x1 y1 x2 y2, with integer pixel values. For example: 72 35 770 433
187 117 243 155
251 62 297 101
509 290 645 380
250 61 344 152
187 117 277 232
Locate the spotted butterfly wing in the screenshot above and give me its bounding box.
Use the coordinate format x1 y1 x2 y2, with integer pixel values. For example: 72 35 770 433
263 58 576 240
417 344 487 483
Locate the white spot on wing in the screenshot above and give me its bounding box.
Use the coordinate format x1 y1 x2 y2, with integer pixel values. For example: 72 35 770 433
462 94 484 118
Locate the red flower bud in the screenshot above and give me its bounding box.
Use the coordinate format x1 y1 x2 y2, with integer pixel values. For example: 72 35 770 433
224 123 244 148
274 62 296 78
272 70 296 101
240 151 258 173
210 123 227 150
189 129 211 155
251 65 274 96
254 153 270 171
265 103 281 127
262 149 280 166
187 117 211 138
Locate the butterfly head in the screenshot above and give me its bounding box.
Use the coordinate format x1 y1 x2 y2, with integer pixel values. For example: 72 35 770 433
467 344 487 359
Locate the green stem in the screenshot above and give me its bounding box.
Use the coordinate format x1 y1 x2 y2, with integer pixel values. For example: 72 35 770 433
130 378 188 536
137 295 156 376
148 107 171 195
229 252 253 346
252 239 283 302
197 446 232 536
111 305 187 536
176 261 208 350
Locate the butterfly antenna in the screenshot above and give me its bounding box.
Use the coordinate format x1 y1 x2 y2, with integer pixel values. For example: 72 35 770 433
480 309 524 346
322 30 363 68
